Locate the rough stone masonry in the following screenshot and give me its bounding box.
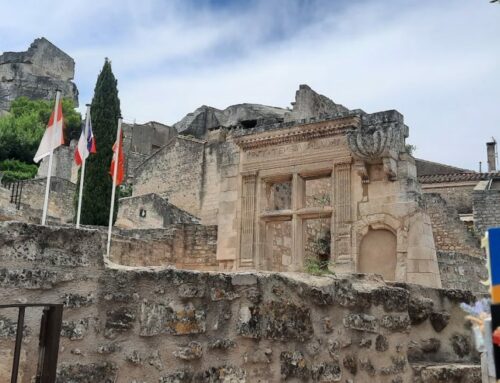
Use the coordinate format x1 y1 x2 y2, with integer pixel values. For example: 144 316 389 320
0 222 481 382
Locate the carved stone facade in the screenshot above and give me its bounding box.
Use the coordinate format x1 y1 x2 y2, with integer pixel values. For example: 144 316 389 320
223 111 441 287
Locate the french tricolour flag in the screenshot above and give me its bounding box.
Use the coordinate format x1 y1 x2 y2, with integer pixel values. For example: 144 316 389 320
74 117 96 166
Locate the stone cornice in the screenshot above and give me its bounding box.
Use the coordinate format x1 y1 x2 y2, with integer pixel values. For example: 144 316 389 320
234 116 360 150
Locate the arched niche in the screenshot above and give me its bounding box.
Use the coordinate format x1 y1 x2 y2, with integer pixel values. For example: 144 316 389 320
358 228 397 281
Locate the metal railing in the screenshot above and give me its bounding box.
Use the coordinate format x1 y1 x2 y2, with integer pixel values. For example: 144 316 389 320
0 304 63 383
1 179 23 210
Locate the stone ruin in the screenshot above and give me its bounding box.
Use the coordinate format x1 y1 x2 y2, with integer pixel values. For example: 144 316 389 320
0 38 496 381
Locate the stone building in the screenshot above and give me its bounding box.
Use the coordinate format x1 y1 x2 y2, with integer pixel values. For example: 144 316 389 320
0 37 78 112
132 86 442 287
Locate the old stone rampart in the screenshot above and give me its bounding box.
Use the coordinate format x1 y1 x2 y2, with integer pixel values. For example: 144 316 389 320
108 224 218 270
0 222 480 382
116 193 200 229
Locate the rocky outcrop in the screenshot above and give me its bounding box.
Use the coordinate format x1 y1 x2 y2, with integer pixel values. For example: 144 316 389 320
284 84 349 122
0 37 78 112
173 85 349 139
174 103 287 138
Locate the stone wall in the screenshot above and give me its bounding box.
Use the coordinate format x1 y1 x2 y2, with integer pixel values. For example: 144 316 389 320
422 193 481 257
421 183 475 214
0 222 480 382
133 136 206 218
116 194 199 229
19 177 75 223
37 141 78 183
473 182 500 235
437 251 488 294
108 224 218 270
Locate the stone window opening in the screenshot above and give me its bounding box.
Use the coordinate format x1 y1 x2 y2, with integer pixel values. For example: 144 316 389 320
259 171 333 271
139 208 147 218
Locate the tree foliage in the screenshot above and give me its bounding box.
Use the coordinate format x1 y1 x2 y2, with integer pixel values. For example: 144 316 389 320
77 60 121 226
0 159 38 183
0 97 81 163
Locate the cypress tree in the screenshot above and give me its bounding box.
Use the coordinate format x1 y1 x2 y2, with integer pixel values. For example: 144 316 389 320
76 59 121 225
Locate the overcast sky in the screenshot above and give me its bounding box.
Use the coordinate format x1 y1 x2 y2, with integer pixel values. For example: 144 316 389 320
1 0 499 170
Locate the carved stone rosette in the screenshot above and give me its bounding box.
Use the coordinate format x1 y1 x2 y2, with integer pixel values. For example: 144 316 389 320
347 122 407 182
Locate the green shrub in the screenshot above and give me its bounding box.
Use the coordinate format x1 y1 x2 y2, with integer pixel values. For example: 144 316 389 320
0 159 38 182
304 257 334 276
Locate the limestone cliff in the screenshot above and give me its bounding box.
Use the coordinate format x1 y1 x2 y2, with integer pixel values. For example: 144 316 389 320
174 103 287 138
173 85 349 139
0 37 78 111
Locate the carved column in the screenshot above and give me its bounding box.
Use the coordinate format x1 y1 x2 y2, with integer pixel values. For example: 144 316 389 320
239 174 257 267
334 161 353 272
291 173 305 270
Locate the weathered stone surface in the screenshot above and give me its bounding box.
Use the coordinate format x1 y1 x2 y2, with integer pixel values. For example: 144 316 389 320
0 315 30 338
56 362 116 383
147 350 163 371
429 311 451 333
380 314 411 332
105 307 135 338
311 362 342 382
173 341 203 360
343 354 358 375
343 313 378 333
408 296 434 325
61 293 94 308
359 358 376 376
376 334 389 352
238 301 313 341
408 338 442 362
139 301 206 336
413 363 481 383
243 347 272 364
125 350 143 365
208 338 236 350
421 338 441 353
280 351 309 380
450 333 471 358
0 38 78 112
61 318 96 340
380 355 407 375
96 343 121 355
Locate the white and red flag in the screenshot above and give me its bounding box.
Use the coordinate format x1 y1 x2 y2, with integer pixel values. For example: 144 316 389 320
106 118 124 257
74 116 96 165
33 97 65 163
109 128 124 186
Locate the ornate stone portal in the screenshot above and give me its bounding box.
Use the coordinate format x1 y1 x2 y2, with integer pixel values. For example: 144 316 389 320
230 110 441 288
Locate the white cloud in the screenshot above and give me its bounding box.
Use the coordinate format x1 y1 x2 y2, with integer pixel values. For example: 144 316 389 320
1 0 499 169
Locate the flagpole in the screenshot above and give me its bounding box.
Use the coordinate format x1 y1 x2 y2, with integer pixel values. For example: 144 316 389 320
106 117 122 258
41 90 61 226
76 104 91 229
